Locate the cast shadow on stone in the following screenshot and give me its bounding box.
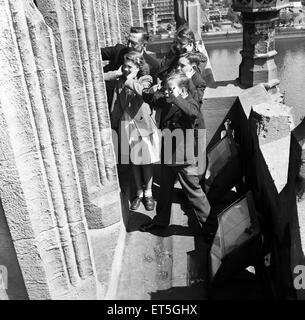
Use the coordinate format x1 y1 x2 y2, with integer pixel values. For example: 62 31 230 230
126 202 204 237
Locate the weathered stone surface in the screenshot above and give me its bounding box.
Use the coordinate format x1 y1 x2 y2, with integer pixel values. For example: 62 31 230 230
117 0 132 43
237 11 281 88
92 0 106 47
251 102 293 193
36 0 122 229
0 0 99 299
130 0 143 27
101 0 121 46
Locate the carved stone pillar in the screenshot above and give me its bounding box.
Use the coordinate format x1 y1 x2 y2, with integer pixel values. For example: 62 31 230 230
130 0 143 27
232 0 290 88
96 0 122 46
0 0 99 299
117 0 133 43
36 0 122 229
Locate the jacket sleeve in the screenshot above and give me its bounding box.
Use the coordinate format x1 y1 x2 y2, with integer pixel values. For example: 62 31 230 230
124 75 153 96
103 70 121 81
167 94 199 118
101 44 121 62
191 73 206 104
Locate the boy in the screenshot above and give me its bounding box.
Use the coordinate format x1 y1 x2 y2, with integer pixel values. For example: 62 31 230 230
177 52 207 105
140 71 212 238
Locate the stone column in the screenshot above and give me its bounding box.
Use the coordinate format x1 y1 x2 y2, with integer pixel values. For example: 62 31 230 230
36 0 122 229
0 0 98 299
95 0 122 46
117 0 133 43
93 0 107 47
130 0 143 27
232 0 290 88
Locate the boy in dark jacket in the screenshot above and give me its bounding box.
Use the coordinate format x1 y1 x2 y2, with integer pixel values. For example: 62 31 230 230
140 71 211 235
177 52 207 105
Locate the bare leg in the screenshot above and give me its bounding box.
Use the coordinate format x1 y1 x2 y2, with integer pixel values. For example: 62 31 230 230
142 164 154 197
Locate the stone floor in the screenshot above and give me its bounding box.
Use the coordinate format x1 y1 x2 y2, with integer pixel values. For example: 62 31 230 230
113 173 274 300
116 187 209 300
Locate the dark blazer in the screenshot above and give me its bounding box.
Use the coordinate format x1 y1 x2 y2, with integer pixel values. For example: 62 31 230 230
143 89 205 166
111 75 157 137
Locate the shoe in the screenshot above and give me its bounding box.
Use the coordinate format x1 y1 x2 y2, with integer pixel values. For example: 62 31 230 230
130 197 142 211
139 221 167 232
143 196 155 211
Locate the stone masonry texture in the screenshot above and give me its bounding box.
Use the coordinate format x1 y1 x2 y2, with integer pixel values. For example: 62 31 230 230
0 0 139 299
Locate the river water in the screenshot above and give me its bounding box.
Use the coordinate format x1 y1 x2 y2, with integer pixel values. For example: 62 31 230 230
205 38 305 125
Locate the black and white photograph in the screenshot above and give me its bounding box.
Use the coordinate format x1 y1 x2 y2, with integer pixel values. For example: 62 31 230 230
0 0 305 309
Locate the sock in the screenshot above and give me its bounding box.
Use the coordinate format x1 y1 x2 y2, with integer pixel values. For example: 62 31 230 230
136 190 143 198
144 189 152 198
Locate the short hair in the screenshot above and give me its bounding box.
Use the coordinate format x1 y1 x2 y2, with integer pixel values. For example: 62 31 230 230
130 26 149 43
166 70 190 91
180 52 207 66
175 25 196 47
124 51 150 76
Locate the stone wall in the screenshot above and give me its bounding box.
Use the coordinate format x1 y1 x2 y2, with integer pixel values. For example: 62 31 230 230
35 0 121 230
0 0 140 299
0 0 101 299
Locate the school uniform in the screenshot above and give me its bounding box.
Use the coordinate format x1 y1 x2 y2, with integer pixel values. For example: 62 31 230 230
143 89 211 228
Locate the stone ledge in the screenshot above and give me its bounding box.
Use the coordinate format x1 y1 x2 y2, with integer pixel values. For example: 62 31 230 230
89 220 127 299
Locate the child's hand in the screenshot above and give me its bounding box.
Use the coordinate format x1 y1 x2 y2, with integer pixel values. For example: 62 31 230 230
185 67 195 79
127 69 138 80
151 84 161 93
116 66 123 77
170 87 180 98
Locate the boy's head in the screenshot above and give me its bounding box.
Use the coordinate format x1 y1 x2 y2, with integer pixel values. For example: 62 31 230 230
166 71 190 98
177 52 208 78
127 27 149 53
173 25 196 55
177 55 193 76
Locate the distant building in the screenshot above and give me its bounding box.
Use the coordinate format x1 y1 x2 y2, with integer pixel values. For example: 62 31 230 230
143 1 157 35
289 1 302 7
153 0 175 24
208 9 222 21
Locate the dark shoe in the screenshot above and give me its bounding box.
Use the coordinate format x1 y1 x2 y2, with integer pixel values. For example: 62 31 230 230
143 196 155 211
130 197 143 211
139 221 167 232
